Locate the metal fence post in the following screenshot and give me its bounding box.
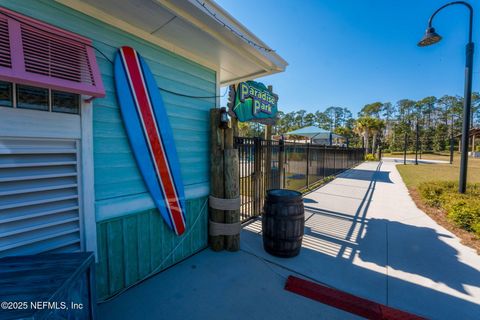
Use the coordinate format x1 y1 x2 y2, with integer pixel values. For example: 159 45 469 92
306 142 310 189
264 126 272 189
253 137 262 216
278 138 285 189
323 145 327 178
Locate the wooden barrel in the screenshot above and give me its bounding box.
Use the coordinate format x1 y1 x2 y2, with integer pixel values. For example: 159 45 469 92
262 189 305 257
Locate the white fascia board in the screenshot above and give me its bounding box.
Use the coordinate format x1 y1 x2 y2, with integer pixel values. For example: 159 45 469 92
55 0 219 72
157 0 288 75
220 69 283 87
56 0 287 84
195 0 288 68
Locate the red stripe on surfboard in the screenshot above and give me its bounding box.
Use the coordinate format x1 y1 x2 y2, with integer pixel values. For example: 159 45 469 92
285 276 426 320
121 47 185 235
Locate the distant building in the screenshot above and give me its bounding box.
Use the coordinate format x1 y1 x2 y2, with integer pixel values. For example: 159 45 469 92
285 126 347 146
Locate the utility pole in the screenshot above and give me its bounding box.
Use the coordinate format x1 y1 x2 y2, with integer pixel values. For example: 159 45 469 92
450 113 455 165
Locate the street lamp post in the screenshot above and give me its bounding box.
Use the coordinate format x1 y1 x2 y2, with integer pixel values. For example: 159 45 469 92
415 119 420 165
418 1 474 194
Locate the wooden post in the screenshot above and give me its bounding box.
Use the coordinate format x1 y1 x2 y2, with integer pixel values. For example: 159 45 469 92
209 109 224 251
264 85 274 191
231 117 239 138
224 128 240 251
472 134 475 155
264 125 272 141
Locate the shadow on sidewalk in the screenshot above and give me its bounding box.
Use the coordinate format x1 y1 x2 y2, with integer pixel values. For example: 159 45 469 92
358 218 480 295
339 168 394 183
277 161 480 318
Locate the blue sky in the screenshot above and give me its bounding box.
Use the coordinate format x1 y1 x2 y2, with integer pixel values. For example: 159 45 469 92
218 0 480 116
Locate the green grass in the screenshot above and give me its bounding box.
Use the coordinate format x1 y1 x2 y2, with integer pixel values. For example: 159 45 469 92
383 151 453 161
395 154 480 245
396 155 480 188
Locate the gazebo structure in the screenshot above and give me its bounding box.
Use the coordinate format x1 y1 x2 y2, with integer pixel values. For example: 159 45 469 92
286 126 346 146
467 127 479 157
455 127 480 157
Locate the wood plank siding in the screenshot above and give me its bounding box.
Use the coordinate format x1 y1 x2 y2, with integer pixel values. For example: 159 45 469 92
1 0 214 299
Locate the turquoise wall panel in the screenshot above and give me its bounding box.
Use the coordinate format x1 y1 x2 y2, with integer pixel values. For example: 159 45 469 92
0 0 215 213
0 1 213 299
96 197 208 300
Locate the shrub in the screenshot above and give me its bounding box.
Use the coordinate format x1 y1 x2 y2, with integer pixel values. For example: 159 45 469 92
418 181 480 235
418 181 456 207
472 222 480 237
365 153 376 161
445 197 480 232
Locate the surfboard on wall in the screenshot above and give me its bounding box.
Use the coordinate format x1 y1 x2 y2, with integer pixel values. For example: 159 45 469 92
114 46 187 236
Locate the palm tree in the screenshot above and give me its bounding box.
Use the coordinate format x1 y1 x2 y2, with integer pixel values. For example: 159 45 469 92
370 118 386 154
355 116 375 153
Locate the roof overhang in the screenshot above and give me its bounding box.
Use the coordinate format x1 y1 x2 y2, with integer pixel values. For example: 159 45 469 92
55 0 288 85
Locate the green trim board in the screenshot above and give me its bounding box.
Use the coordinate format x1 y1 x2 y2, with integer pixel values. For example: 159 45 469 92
95 183 210 222
96 196 208 300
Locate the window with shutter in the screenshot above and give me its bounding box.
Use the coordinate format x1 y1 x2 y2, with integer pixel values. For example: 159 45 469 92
0 7 104 98
0 138 82 257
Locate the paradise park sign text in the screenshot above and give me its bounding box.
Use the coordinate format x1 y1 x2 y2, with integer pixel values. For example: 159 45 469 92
228 81 278 125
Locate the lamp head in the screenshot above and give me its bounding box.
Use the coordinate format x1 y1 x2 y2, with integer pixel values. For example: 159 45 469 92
219 107 230 129
418 27 442 47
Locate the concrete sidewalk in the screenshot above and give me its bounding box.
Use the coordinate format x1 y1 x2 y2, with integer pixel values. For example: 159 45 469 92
99 161 480 319
243 161 480 319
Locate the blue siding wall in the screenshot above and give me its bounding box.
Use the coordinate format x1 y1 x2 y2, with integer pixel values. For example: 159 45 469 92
1 0 215 221
93 42 214 206
1 1 215 299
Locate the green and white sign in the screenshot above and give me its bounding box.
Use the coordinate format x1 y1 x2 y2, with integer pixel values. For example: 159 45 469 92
229 81 278 124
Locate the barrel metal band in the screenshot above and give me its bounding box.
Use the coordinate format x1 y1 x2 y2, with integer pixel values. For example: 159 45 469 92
209 195 240 210
209 220 241 236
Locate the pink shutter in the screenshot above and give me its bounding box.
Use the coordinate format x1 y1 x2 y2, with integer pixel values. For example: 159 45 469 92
0 8 105 98
0 16 11 69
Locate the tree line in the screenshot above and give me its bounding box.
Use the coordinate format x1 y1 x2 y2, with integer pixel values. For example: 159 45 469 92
237 93 480 154
238 106 355 138
355 94 480 154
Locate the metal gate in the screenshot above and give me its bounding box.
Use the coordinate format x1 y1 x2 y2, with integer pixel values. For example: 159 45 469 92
235 137 280 223
235 137 364 222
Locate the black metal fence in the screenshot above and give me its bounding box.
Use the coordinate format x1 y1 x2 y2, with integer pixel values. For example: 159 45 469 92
235 137 364 222
284 143 364 190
